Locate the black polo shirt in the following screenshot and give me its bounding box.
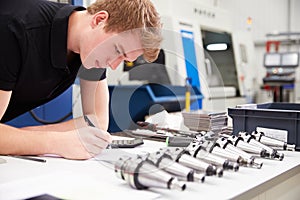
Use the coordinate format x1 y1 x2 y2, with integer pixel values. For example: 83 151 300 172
0 0 106 122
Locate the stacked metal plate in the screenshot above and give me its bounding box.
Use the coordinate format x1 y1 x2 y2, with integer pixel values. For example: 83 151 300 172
182 111 228 133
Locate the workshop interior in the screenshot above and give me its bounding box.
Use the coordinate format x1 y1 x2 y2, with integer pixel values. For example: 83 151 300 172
2 0 300 200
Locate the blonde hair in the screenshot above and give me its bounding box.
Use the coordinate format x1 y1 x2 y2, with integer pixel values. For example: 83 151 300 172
87 0 162 62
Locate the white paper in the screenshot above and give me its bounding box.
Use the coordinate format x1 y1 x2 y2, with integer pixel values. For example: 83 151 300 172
256 127 288 142
146 110 186 130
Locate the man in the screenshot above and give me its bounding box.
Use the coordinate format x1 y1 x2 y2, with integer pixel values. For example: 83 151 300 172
0 0 162 159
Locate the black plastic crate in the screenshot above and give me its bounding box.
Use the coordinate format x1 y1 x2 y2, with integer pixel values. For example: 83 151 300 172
228 103 300 151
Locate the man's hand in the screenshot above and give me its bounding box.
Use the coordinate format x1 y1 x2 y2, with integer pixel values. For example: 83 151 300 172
77 126 113 157
53 125 112 160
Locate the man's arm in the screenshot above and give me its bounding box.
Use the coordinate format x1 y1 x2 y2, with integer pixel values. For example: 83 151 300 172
79 78 109 131
0 89 111 159
0 90 11 119
22 79 109 132
0 121 111 159
0 90 56 156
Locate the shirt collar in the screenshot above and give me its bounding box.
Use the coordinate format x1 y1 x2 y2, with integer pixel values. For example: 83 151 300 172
50 5 85 70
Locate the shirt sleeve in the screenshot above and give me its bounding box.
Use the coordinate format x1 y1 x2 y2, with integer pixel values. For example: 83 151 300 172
0 18 21 91
77 65 107 81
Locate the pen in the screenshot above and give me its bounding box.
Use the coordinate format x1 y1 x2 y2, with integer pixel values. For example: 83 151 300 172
84 115 114 149
84 115 95 127
9 155 46 163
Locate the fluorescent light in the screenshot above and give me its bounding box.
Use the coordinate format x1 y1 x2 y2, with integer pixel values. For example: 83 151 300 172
206 43 228 51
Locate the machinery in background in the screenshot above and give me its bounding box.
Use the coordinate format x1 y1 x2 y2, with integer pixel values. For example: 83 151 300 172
123 50 169 85
261 33 300 103
262 50 299 102
108 83 203 133
108 48 203 132
107 0 257 113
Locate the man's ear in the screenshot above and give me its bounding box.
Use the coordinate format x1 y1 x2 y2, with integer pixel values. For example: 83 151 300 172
91 10 109 28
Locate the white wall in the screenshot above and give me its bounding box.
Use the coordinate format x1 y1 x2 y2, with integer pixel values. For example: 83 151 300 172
191 0 300 102
219 0 288 99
219 0 289 40
198 0 300 39
290 0 300 32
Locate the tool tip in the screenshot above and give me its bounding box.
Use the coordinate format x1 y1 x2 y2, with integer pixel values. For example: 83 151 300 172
194 173 205 183
170 179 186 191
216 168 224 177
253 161 263 169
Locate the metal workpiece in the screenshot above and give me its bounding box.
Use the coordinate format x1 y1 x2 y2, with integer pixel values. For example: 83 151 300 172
160 147 186 161
211 145 246 167
271 144 296 152
238 132 255 142
166 136 195 147
222 143 263 169
146 150 205 183
239 132 284 161
136 121 199 138
215 137 233 149
115 156 186 191
227 135 270 158
177 153 223 177
197 131 220 142
186 141 239 172
115 155 132 180
115 155 149 182
192 172 206 183
250 139 284 161
216 137 263 168
195 149 239 172
251 131 296 151
163 147 222 177
248 158 263 169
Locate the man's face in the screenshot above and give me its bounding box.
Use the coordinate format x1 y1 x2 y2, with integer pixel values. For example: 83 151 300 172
81 29 144 70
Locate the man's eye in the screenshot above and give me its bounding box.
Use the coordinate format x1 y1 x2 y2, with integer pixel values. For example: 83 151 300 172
115 45 121 54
